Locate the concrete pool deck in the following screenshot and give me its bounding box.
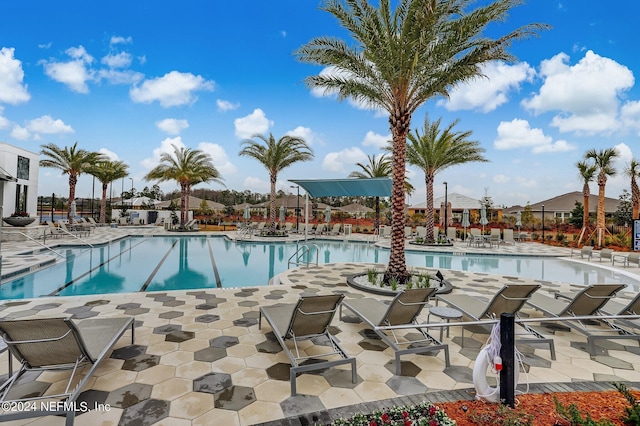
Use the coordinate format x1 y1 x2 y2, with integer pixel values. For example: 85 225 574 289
0 226 639 425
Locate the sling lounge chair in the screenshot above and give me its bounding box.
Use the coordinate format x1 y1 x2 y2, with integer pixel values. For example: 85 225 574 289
0 316 134 426
600 291 640 332
525 283 630 354
437 284 555 359
259 294 356 395
340 288 450 375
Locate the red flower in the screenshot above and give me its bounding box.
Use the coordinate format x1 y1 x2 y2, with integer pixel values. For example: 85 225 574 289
428 406 437 416
369 421 377 426
402 411 409 419
404 420 412 426
381 413 390 423
429 420 439 426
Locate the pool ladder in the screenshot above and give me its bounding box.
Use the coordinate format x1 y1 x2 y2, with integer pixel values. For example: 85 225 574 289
288 244 319 269
236 226 253 240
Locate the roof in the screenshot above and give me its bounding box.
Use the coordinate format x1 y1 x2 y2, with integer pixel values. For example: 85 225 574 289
289 178 392 198
339 203 374 214
0 165 16 182
409 193 482 210
504 191 620 213
157 196 225 210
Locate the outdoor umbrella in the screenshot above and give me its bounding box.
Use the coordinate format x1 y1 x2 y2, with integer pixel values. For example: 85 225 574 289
462 209 470 240
243 205 250 222
325 206 331 224
516 211 522 232
439 202 445 226
279 205 285 223
263 208 267 220
70 201 77 222
480 204 489 233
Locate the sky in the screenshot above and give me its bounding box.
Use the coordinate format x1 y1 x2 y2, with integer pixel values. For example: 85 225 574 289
1 0 640 208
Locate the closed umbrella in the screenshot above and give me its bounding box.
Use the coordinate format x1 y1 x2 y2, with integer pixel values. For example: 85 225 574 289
516 211 522 228
325 206 331 224
462 208 470 240
279 205 285 223
439 202 445 226
70 200 77 222
243 205 250 222
480 203 488 233
263 208 267 220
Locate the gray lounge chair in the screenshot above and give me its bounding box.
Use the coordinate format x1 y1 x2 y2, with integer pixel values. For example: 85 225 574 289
591 248 614 263
600 291 640 332
571 245 593 259
525 283 631 354
612 252 640 267
437 284 555 359
340 288 450 375
259 294 356 395
0 316 134 425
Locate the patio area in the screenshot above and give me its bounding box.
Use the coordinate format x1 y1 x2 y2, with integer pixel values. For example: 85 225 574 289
0 228 639 425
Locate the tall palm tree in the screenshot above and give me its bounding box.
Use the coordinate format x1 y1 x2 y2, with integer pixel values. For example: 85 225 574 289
584 148 618 246
576 160 597 243
296 0 546 283
406 115 488 243
39 142 105 222
625 159 640 221
239 133 313 234
349 154 392 233
88 160 129 224
145 145 223 227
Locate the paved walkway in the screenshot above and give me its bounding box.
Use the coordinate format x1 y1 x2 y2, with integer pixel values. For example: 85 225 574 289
0 226 639 425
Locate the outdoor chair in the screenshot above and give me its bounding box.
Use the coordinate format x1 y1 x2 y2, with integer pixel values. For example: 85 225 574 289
330 223 342 235
404 226 413 238
118 217 129 226
0 316 134 425
314 223 326 235
446 227 457 242
503 229 516 245
379 225 391 238
57 220 90 237
259 294 356 395
340 288 450 375
591 248 614 263
612 252 640 267
571 245 593 260
489 228 501 246
415 226 426 240
525 283 633 354
46 222 65 239
601 292 640 332
437 284 555 359
284 222 293 232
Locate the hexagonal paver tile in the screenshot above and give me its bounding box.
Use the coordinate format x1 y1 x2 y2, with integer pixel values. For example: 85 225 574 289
77 389 109 408
84 299 110 306
153 324 182 335
238 300 258 307
194 347 227 362
122 354 161 371
165 330 195 343
384 360 421 377
110 344 147 360
196 303 218 310
214 385 256 410
210 336 239 348
32 303 61 311
159 311 184 320
266 363 292 381
195 314 220 323
124 307 150 315
105 383 152 409
116 303 141 310
120 398 170 426
386 375 428 395
280 394 325 417
321 368 360 389
163 300 186 307
193 372 232 394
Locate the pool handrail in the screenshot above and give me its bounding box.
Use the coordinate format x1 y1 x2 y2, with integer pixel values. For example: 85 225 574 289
288 244 319 269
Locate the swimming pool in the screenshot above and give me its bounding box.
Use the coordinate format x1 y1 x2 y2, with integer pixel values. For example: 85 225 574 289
1 236 638 299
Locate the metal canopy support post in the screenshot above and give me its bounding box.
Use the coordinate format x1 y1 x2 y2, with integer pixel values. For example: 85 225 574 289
304 193 309 241
499 313 516 408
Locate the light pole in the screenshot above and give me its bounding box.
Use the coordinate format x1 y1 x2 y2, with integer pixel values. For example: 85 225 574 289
443 181 448 239
541 204 545 243
129 178 134 201
91 176 95 219
121 177 125 209
290 185 300 231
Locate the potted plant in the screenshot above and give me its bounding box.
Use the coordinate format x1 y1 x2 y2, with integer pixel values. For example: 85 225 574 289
3 212 36 227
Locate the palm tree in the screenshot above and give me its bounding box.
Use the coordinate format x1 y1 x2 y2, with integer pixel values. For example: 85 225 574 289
145 145 223 227
576 160 597 244
625 159 640 221
239 133 313 234
39 142 105 222
296 0 546 283
349 154 392 233
88 160 129 224
584 148 618 246
406 115 488 243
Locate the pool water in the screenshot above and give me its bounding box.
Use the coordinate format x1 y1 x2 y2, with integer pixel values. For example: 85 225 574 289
1 236 638 299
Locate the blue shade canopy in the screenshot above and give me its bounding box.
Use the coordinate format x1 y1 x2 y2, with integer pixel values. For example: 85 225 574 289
289 178 392 198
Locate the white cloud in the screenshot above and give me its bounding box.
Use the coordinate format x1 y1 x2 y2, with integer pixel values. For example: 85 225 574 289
156 118 189 135
243 176 270 192
515 176 537 188
361 131 390 149
38 42 52 49
41 45 95 93
141 136 186 170
27 115 74 134
110 36 132 45
216 99 239 112
439 61 535 112
130 71 214 107
494 118 576 153
97 68 144 85
493 174 510 184
621 101 640 135
234 108 273 139
322 147 367 173
101 51 132 68
0 107 9 129
99 148 120 161
286 126 315 145
10 125 29 140
522 50 634 134
198 142 237 176
0 47 31 104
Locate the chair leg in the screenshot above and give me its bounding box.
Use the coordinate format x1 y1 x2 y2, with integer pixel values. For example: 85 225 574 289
290 369 297 396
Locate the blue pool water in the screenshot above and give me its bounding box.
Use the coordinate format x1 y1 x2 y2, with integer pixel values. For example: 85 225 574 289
1 236 638 300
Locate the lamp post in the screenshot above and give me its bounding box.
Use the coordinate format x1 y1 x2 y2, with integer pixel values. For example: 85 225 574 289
290 185 300 231
541 204 545 243
91 175 95 219
121 177 125 209
51 193 55 223
443 181 448 239
129 178 134 201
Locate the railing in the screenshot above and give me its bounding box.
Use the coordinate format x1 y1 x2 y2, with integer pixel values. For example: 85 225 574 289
15 231 65 258
288 244 319 269
236 226 252 240
56 227 94 248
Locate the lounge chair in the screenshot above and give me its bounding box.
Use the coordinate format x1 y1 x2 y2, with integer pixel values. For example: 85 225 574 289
284 222 293 233
415 226 426 240
329 223 341 235
591 248 614 263
446 227 457 242
0 316 134 425
404 226 413 238
601 292 640 332
612 252 640 267
184 219 199 230
489 228 501 246
437 284 555 359
340 288 450 375
258 294 356 395
46 222 65 239
571 245 593 259
314 223 326 235
118 217 129 226
379 225 391 238
57 220 90 237
503 229 516 245
525 283 631 354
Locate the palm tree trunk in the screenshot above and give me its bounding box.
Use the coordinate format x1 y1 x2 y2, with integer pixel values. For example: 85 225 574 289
374 196 380 233
597 176 606 246
384 112 410 284
100 183 108 224
582 184 590 230
68 174 77 222
632 178 639 220
425 173 435 242
270 173 277 234
180 185 187 226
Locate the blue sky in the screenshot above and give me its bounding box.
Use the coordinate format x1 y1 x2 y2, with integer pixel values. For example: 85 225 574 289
1 0 640 208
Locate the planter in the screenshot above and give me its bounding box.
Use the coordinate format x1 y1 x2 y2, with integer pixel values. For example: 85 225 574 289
2 217 36 227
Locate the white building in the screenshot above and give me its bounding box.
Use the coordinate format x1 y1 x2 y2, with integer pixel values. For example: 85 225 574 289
0 143 39 219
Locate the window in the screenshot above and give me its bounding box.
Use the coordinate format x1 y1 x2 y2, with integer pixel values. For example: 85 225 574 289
17 156 30 180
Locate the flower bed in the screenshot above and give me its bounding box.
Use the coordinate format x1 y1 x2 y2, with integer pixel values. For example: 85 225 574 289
331 401 456 426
